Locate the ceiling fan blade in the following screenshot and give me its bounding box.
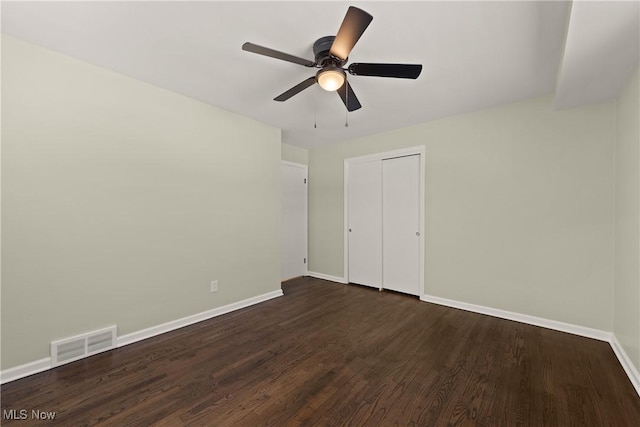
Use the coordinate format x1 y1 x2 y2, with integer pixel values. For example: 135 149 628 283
242 42 316 67
274 77 317 102
330 7 373 61
337 80 362 112
348 63 423 79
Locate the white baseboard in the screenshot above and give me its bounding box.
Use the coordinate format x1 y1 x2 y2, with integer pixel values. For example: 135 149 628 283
0 289 283 385
0 358 51 385
306 271 348 284
421 293 640 397
117 289 283 347
420 294 611 341
610 334 640 396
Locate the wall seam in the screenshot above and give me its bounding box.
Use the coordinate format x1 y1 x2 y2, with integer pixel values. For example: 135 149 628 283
637 84 640 372
612 100 617 334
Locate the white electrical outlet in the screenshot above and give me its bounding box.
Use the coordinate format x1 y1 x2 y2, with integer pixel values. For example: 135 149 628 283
210 280 219 292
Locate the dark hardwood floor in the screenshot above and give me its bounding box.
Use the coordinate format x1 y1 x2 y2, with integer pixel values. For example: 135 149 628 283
2 277 639 426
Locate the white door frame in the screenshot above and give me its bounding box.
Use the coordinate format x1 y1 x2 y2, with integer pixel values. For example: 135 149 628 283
343 146 425 295
282 160 308 279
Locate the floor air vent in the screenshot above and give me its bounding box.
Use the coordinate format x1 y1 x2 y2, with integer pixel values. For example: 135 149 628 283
51 326 117 367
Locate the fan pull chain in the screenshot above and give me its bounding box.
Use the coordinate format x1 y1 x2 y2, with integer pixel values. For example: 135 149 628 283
345 82 349 127
314 85 317 129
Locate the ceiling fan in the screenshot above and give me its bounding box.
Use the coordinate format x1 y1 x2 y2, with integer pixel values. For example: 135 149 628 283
242 6 422 112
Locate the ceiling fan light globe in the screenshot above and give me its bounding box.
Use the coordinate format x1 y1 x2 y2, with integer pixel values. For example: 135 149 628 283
317 69 346 91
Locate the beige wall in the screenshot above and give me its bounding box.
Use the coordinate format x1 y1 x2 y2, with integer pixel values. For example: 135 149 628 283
309 96 615 330
614 66 640 371
282 143 308 165
1 36 282 369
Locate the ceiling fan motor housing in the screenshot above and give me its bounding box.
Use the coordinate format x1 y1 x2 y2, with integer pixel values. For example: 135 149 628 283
313 36 345 67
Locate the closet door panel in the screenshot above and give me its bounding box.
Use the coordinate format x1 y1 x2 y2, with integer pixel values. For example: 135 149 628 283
348 160 382 288
382 155 421 295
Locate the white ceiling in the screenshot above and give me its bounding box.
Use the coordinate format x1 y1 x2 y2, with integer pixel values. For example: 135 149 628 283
2 1 638 149
555 0 639 109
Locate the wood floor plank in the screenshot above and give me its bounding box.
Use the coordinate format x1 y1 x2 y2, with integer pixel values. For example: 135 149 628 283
2 277 639 426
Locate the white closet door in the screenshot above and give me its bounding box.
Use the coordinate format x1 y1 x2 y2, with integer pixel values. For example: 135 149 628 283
348 160 382 288
281 162 307 281
382 155 421 295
